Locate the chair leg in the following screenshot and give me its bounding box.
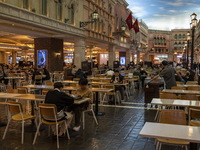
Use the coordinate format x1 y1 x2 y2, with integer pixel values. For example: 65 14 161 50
83 112 85 130
64 121 70 140
158 142 162 150
185 145 188 150
21 120 25 144
56 124 59 149
33 122 41 145
91 109 98 125
2 119 11 140
101 93 107 105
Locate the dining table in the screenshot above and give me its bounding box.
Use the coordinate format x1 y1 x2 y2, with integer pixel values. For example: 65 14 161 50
5 76 24 89
151 98 200 107
140 122 200 150
162 89 200 95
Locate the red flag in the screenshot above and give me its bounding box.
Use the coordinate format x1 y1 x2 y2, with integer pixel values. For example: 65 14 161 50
126 13 133 30
132 19 139 33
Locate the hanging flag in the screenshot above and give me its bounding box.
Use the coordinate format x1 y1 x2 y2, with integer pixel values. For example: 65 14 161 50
126 13 133 30
132 19 139 33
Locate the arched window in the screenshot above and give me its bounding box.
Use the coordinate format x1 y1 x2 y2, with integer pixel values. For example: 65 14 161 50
108 4 112 14
174 34 177 39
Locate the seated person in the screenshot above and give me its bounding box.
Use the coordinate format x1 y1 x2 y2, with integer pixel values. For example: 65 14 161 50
110 70 125 101
71 78 93 131
45 82 74 136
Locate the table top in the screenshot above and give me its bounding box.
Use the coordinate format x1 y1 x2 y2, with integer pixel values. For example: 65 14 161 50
139 122 200 143
151 98 200 107
0 92 90 104
162 89 200 95
23 85 54 89
5 76 24 79
91 88 113 92
177 84 200 87
91 82 128 86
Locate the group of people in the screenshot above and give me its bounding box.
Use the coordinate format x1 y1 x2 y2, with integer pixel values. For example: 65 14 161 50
44 78 92 136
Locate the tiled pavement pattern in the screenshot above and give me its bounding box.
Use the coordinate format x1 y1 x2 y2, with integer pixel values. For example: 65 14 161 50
0 89 190 150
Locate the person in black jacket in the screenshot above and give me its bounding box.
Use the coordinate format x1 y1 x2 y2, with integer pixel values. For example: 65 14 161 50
45 82 74 136
42 68 50 81
74 69 87 78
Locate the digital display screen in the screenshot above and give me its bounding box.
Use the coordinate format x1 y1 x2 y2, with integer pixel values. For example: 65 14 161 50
120 57 126 65
37 50 47 68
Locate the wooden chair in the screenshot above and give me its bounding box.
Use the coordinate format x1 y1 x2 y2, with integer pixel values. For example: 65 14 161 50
180 94 200 100
186 82 197 85
17 87 28 94
2 101 36 144
176 81 183 85
34 75 43 85
45 81 54 86
101 84 120 105
73 78 80 81
188 86 200 91
156 109 189 150
42 89 49 95
188 107 200 126
171 86 186 90
6 89 18 93
160 92 177 99
33 103 70 149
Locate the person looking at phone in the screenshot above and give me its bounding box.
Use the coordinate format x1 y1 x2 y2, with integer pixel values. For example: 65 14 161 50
72 78 93 131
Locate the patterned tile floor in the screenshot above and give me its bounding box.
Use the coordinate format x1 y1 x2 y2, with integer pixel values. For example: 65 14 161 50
0 89 192 150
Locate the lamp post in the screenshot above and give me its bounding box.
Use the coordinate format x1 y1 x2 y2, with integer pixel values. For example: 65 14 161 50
190 13 198 69
186 31 190 68
112 24 126 36
80 10 99 28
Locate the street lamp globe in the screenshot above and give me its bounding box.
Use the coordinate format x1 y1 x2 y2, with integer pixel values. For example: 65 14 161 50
92 10 98 21
191 13 197 20
191 18 198 27
121 24 126 32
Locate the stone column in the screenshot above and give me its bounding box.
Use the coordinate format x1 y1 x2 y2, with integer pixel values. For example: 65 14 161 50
137 50 140 64
74 39 86 69
34 38 64 72
12 51 17 64
126 49 130 65
108 44 116 69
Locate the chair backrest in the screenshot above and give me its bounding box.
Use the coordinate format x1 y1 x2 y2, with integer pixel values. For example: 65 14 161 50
73 78 80 81
45 81 54 86
17 87 28 94
171 86 186 90
180 94 200 100
189 107 200 120
160 92 177 99
186 82 198 85
7 101 23 114
35 75 42 80
42 90 49 95
159 109 186 125
39 103 57 117
6 89 18 93
188 86 200 91
103 84 115 89
176 81 183 85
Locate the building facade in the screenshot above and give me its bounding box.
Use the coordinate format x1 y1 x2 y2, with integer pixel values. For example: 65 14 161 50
148 29 171 63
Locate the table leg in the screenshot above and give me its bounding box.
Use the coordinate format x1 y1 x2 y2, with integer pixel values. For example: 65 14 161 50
94 91 105 116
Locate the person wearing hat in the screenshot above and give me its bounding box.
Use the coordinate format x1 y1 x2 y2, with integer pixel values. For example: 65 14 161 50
149 60 184 89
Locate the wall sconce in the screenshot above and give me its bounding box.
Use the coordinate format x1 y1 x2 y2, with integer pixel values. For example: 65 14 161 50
112 24 126 36
80 10 99 28
55 52 61 57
